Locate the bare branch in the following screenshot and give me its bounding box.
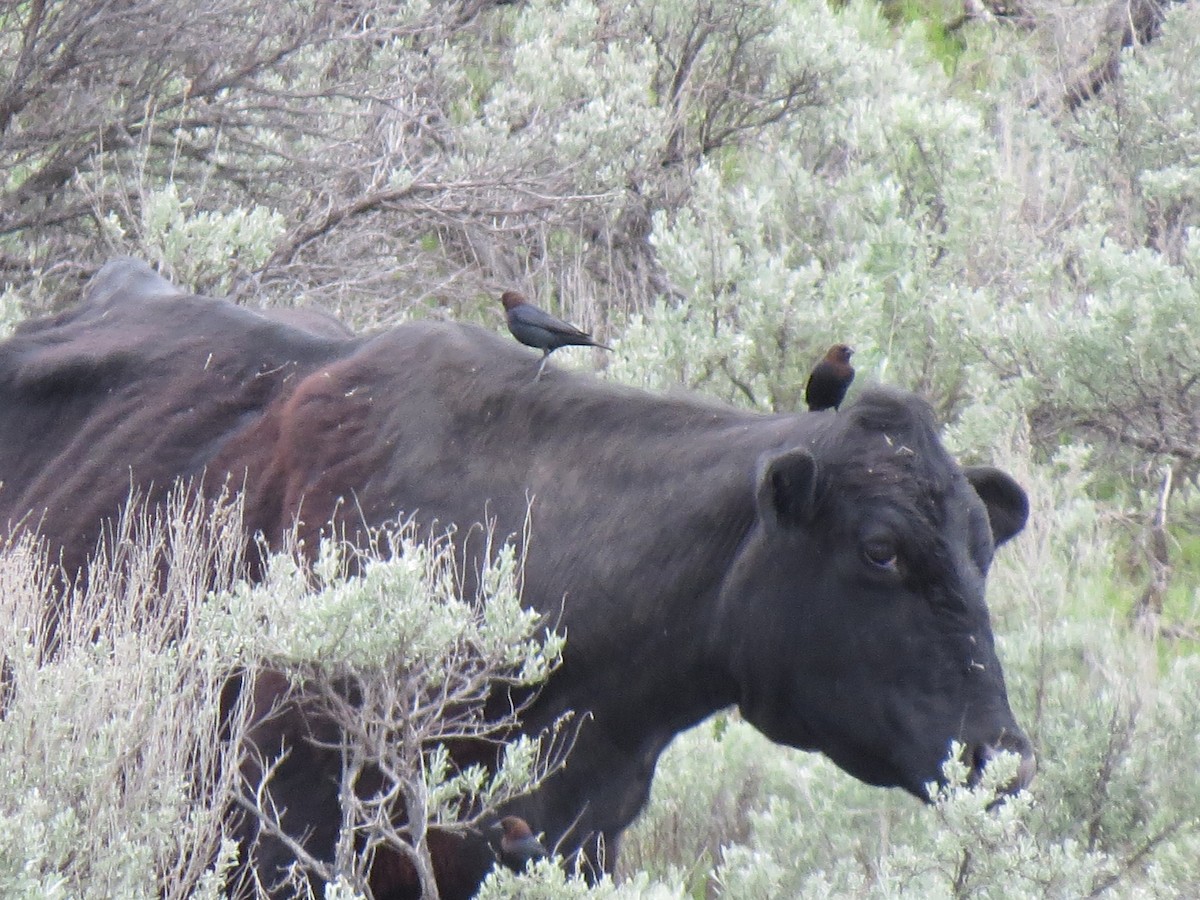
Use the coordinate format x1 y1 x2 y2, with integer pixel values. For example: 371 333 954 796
1033 0 1171 113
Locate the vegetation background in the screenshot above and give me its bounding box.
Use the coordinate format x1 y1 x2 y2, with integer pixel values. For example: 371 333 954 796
3 0 1200 896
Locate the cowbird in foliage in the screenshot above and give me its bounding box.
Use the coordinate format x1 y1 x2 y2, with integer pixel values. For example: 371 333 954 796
805 344 855 412
490 815 548 872
500 291 611 380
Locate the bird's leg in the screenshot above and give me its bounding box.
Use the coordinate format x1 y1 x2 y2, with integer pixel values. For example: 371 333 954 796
534 350 551 381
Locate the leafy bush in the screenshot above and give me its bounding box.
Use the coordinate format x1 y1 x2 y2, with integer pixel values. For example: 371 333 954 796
0 492 564 899
0 490 248 899
204 524 567 897
98 184 286 295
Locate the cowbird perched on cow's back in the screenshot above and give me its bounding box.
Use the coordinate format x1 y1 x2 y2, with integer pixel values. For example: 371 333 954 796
805 344 855 412
500 291 611 380
490 815 548 872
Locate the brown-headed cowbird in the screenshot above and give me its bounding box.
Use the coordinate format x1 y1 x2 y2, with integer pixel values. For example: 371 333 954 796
490 815 548 872
805 344 855 412
500 291 611 380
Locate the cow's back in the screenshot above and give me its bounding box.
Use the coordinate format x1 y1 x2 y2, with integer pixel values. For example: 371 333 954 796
205 316 794 618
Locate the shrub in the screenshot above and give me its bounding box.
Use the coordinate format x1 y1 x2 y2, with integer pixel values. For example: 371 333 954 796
0 488 248 899
0 490 565 898
203 523 567 897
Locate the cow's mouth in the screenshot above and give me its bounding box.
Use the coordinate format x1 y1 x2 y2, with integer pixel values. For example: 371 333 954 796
966 734 1037 804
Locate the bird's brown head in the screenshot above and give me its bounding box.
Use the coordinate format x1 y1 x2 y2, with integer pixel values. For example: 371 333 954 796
826 344 854 364
497 816 535 840
499 291 527 311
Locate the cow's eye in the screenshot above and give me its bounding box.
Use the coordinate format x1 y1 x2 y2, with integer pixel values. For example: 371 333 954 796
863 538 899 572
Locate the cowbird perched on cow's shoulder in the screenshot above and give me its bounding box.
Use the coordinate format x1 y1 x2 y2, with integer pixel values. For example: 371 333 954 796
805 344 855 412
500 291 611 380
489 815 548 872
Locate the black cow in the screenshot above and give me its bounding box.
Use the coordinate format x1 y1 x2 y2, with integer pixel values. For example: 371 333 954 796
0 259 1035 898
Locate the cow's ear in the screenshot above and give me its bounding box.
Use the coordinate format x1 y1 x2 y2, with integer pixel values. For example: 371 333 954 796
757 449 818 529
964 466 1029 546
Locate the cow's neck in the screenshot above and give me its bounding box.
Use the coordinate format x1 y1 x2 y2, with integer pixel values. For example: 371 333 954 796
508 416 803 845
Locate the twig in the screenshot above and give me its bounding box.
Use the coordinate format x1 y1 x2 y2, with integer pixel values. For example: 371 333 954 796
1132 464 1173 623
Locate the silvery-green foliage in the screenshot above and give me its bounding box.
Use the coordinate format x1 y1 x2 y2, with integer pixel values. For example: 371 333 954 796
604 1 1200 478
0 488 564 896
608 0 1030 421
0 268 58 340
202 523 565 852
0 494 247 899
203 530 561 681
1067 7 1200 263
1017 621 1181 852
619 714 894 891
884 748 1104 900
322 878 368 900
608 164 822 409
97 183 286 294
1022 227 1200 459
955 8 1200 470
189 839 241 900
470 0 662 194
429 0 670 322
476 857 687 900
0 286 20 338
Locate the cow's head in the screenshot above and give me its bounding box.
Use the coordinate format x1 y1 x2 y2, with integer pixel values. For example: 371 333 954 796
714 386 1034 800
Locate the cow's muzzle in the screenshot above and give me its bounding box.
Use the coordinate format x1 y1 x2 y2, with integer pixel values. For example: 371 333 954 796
969 732 1037 802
